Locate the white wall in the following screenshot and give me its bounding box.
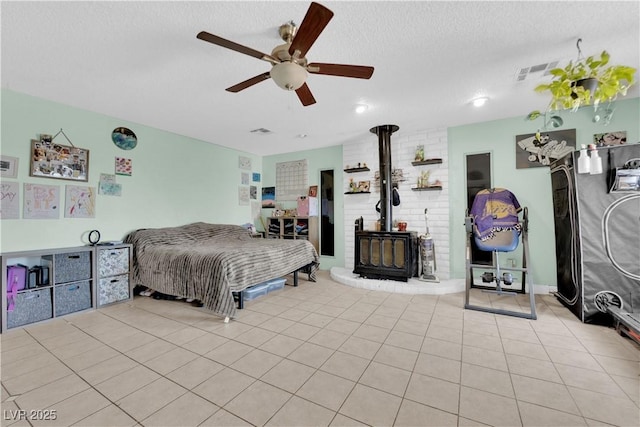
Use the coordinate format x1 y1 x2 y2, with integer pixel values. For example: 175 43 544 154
343 127 450 279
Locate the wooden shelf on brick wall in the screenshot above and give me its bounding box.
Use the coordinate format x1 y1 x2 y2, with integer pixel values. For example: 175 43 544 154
411 158 443 166
411 186 443 191
344 167 370 173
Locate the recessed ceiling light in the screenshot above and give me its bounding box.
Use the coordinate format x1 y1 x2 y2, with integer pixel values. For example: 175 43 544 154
296 133 308 138
472 97 489 107
355 104 369 114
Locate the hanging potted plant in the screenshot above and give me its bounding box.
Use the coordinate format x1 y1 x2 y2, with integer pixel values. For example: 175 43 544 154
529 44 636 118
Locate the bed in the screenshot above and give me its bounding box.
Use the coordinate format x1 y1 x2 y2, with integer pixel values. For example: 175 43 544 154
123 222 319 320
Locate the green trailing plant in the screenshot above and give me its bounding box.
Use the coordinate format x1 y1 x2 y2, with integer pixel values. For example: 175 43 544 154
529 50 636 118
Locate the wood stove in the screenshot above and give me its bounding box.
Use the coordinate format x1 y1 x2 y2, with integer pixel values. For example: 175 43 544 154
352 124 419 281
354 229 418 281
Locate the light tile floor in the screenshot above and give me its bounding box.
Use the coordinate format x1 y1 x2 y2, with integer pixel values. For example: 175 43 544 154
1 271 639 426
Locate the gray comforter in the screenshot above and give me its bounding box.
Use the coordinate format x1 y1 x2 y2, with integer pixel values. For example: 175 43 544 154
124 222 319 319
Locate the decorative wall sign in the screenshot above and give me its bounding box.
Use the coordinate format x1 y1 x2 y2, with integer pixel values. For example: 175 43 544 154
241 172 250 185
65 185 96 218
0 181 20 219
594 131 627 146
238 186 250 205
98 174 122 196
515 129 576 168
23 183 60 219
0 155 19 178
30 139 89 182
239 156 252 170
115 157 132 176
112 127 138 150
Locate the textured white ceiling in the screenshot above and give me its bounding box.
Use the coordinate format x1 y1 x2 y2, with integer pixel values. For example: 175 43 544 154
2 1 639 156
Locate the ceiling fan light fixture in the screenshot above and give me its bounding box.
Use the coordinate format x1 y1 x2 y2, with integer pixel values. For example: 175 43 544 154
270 62 307 91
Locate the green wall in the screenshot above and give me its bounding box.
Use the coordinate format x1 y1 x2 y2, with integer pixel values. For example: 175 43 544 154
0 90 261 252
262 146 344 270
4 89 638 281
448 98 640 287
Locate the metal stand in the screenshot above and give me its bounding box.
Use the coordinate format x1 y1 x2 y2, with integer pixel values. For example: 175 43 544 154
464 208 537 320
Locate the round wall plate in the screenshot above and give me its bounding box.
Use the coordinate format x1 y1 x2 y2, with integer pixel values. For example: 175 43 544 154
112 127 137 150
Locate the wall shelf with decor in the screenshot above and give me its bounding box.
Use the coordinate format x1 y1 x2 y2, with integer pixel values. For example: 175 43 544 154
344 167 370 173
267 216 318 252
411 158 443 166
344 191 371 194
411 186 443 191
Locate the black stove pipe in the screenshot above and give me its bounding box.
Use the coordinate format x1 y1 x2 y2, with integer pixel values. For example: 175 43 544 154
370 124 399 232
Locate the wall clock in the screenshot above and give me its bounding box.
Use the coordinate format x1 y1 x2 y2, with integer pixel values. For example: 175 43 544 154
112 127 137 150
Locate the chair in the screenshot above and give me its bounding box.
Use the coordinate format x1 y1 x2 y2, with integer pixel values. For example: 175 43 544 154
464 188 537 320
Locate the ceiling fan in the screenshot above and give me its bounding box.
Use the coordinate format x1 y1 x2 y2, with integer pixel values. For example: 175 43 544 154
196 2 374 106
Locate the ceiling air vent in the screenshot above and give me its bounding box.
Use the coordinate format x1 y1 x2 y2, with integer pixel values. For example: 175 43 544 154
250 128 273 134
515 61 559 81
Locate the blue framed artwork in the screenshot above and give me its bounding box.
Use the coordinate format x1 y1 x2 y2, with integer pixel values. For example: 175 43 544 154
262 186 275 208
252 172 261 182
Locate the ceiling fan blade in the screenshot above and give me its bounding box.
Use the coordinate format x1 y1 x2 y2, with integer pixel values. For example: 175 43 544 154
295 83 316 106
226 72 271 93
197 31 275 62
307 63 374 79
288 2 334 59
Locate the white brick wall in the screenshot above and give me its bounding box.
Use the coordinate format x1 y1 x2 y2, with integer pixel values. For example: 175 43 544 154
343 127 450 279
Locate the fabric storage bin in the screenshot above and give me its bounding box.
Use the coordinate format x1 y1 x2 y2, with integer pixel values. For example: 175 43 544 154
242 283 270 301
98 274 130 306
267 278 286 292
52 251 91 284
98 248 129 277
54 281 91 316
7 288 53 329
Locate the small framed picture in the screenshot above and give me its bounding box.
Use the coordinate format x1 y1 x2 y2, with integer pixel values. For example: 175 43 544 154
241 172 250 185
594 131 626 146
358 181 370 192
0 155 19 178
115 157 132 176
308 185 318 197
239 156 251 170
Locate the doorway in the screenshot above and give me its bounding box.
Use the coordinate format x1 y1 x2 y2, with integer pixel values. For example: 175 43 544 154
320 169 335 256
466 152 492 265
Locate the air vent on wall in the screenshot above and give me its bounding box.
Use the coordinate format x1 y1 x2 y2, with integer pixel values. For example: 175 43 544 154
515 61 559 81
250 128 273 134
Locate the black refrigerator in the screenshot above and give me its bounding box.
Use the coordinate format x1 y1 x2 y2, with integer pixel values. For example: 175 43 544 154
551 144 640 323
